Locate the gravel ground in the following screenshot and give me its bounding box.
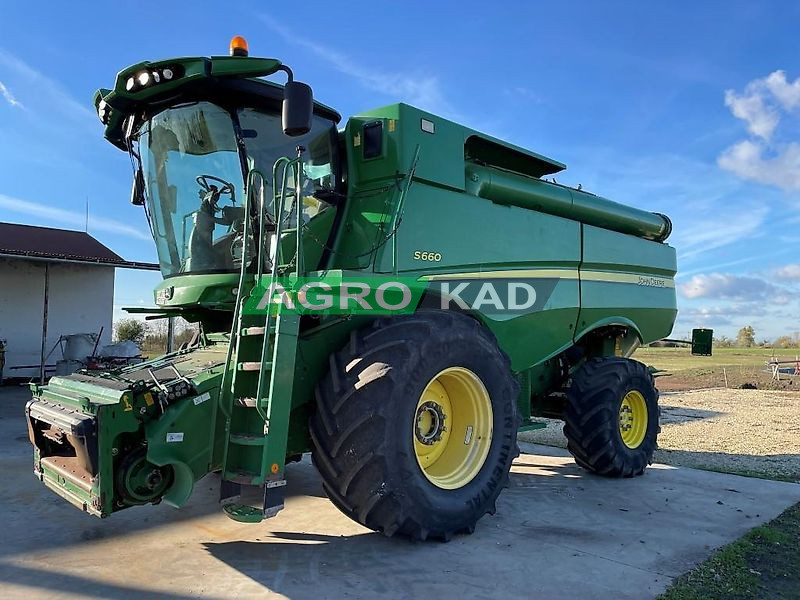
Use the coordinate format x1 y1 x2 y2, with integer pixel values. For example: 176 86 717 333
519 388 800 482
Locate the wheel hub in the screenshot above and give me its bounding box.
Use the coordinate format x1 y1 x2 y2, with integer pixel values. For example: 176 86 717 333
412 367 493 490
618 390 648 449
415 401 447 445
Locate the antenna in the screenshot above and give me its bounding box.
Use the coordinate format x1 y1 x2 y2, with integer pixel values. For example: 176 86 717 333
85 196 89 232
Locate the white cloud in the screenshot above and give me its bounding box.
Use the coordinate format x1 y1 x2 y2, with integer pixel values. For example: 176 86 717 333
680 273 777 301
718 70 800 191
718 139 800 190
507 86 543 104
256 15 455 118
677 250 788 279
724 87 778 140
677 303 760 327
0 193 150 241
0 49 95 123
0 80 22 108
682 304 759 318
675 204 768 261
764 70 800 110
775 263 800 279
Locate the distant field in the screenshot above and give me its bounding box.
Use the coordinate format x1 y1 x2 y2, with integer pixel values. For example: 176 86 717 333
632 346 799 391
633 346 789 371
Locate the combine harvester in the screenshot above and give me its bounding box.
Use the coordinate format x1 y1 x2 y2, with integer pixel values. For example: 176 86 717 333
26 38 703 540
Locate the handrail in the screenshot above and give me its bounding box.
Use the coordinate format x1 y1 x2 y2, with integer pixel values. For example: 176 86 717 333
217 171 260 420
218 154 305 425
390 145 421 275
253 153 304 422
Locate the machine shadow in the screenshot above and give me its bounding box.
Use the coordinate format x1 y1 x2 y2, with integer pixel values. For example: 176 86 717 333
659 404 724 425
200 462 597 595
0 562 225 600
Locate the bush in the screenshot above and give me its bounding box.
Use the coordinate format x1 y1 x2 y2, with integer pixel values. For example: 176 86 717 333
115 319 146 346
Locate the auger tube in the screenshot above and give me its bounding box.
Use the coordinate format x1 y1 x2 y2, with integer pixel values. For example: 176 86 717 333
465 163 672 242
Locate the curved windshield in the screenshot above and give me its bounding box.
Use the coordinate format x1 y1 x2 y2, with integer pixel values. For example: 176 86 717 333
140 102 246 277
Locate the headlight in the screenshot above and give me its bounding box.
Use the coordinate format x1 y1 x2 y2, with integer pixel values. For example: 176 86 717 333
122 65 182 94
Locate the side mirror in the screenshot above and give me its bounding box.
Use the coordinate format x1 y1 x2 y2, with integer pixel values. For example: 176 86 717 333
130 169 145 206
282 81 313 137
691 328 713 356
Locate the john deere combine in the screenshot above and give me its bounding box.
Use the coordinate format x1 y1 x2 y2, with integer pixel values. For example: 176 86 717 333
27 38 682 540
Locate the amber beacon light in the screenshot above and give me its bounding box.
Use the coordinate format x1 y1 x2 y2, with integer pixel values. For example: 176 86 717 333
229 35 249 57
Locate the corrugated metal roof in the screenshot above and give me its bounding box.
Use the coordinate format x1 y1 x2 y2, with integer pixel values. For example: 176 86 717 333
0 222 159 270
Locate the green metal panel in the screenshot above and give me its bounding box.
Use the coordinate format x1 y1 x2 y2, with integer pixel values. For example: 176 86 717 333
153 273 240 308
577 225 678 344
375 184 582 274
145 386 218 507
353 103 565 189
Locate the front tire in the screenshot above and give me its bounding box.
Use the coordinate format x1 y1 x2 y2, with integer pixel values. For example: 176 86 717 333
310 311 519 541
563 357 659 477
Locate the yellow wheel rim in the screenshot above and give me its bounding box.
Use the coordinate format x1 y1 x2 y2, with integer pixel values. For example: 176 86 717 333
619 390 648 449
413 367 493 490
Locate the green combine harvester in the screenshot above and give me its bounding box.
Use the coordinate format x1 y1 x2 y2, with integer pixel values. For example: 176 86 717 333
26 37 689 540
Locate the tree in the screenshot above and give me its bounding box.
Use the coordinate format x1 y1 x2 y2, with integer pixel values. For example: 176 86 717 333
736 325 756 348
714 335 734 348
115 318 146 346
774 335 799 349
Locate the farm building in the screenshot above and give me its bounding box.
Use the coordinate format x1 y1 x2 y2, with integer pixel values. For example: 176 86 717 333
0 222 157 381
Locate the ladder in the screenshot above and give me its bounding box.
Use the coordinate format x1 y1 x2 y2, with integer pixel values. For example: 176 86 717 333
217 152 306 523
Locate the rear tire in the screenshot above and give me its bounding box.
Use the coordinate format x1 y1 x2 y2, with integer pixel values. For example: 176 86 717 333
310 311 519 541
563 357 659 477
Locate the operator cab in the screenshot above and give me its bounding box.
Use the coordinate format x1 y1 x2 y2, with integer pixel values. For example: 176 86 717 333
94 38 343 284
135 95 340 278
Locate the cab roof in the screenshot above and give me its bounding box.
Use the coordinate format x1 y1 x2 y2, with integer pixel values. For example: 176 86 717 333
95 55 341 150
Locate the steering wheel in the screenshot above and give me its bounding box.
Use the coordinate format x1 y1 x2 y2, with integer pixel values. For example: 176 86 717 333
196 175 235 199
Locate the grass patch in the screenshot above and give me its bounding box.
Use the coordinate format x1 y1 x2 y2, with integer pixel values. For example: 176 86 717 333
659 502 800 600
633 346 799 390
695 465 799 485
633 347 778 373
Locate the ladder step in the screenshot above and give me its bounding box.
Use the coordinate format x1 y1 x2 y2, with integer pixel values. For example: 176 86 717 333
221 479 287 523
235 397 258 408
237 361 273 372
223 503 265 523
229 432 268 446
241 325 276 337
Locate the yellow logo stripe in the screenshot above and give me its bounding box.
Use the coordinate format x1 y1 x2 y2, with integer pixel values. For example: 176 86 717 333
421 268 578 281
420 269 674 288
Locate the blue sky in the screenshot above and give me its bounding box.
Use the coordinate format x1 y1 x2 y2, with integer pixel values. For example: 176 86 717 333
1 1 798 341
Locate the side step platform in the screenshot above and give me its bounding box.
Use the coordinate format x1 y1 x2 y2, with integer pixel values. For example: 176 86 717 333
220 478 287 523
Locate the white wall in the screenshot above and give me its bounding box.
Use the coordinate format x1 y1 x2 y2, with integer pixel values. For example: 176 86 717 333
0 258 114 379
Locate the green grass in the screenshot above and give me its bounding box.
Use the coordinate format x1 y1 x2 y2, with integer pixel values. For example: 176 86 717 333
659 502 800 599
693 465 799 485
633 347 786 373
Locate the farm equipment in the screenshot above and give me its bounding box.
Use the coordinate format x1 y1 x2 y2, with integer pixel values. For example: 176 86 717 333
26 37 681 540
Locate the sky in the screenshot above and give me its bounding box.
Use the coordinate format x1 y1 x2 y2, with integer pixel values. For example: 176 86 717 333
1 1 798 341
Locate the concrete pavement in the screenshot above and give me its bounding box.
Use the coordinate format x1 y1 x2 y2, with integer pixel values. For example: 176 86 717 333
2 386 799 599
